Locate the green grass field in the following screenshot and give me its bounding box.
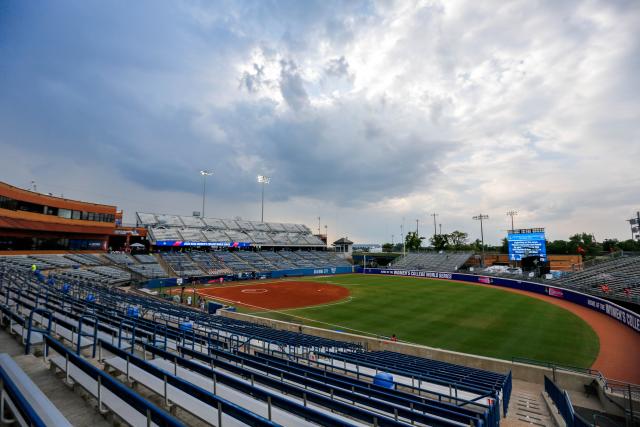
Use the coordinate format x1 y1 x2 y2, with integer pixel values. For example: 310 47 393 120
242 274 599 367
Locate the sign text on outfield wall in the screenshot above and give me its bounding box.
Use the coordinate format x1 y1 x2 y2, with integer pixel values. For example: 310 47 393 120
379 269 452 279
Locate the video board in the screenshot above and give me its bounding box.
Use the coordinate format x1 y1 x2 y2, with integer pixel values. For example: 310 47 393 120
507 230 546 261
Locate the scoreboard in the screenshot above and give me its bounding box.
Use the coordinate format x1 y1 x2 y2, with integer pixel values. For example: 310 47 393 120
508 229 547 261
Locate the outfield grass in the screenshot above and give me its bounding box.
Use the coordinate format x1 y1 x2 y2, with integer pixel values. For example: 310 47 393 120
243 274 599 367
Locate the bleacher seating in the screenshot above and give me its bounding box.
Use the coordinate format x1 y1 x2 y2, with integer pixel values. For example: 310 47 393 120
134 254 157 264
391 252 473 272
189 251 231 275
129 263 168 279
160 252 204 277
137 212 326 247
89 266 131 283
213 251 253 272
64 253 104 265
554 255 640 302
259 251 297 269
30 254 76 268
103 252 136 265
0 262 509 427
235 252 275 272
0 255 55 270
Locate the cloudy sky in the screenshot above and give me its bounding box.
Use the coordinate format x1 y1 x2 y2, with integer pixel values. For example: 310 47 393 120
1 0 638 244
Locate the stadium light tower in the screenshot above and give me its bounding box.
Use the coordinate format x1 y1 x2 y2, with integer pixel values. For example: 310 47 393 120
472 214 489 267
506 210 518 233
257 175 271 222
430 213 439 237
199 170 213 218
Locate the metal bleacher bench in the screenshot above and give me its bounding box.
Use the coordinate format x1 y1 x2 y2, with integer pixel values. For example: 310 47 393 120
45 336 185 427
0 353 73 427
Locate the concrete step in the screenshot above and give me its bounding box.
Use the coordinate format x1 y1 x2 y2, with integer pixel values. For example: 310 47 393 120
12 354 112 427
0 326 24 356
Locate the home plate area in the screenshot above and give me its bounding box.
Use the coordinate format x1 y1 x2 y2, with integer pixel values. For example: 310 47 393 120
197 281 349 310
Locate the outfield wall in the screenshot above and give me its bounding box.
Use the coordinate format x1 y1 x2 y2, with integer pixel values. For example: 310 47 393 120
143 266 354 289
359 268 640 335
270 266 353 278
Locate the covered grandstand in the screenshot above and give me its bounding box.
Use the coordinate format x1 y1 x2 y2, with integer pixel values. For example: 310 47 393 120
137 212 326 248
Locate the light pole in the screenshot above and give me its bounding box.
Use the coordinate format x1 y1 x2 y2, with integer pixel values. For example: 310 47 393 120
257 175 270 222
506 210 518 233
472 214 489 267
199 170 213 218
431 213 439 238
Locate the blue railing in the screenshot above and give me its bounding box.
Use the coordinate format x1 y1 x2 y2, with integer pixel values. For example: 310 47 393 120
502 371 512 416
544 376 592 427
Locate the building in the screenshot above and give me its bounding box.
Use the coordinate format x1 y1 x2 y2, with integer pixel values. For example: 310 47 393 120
333 237 353 259
0 181 145 251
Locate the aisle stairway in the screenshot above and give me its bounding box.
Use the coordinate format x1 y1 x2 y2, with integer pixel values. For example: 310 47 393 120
0 328 111 427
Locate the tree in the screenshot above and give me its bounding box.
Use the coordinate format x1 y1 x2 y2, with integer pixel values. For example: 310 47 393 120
430 234 450 251
601 239 619 253
568 233 601 257
449 230 468 250
382 243 394 253
500 238 509 254
618 239 640 252
471 238 484 252
547 240 570 255
404 231 424 251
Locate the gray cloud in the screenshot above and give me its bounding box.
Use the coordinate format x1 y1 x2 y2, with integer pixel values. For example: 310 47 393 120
0 0 638 244
278 59 310 111
325 56 350 78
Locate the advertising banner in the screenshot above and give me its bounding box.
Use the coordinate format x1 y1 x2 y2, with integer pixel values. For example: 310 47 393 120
155 240 251 248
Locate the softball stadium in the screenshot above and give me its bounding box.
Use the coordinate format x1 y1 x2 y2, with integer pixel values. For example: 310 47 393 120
0 182 639 426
